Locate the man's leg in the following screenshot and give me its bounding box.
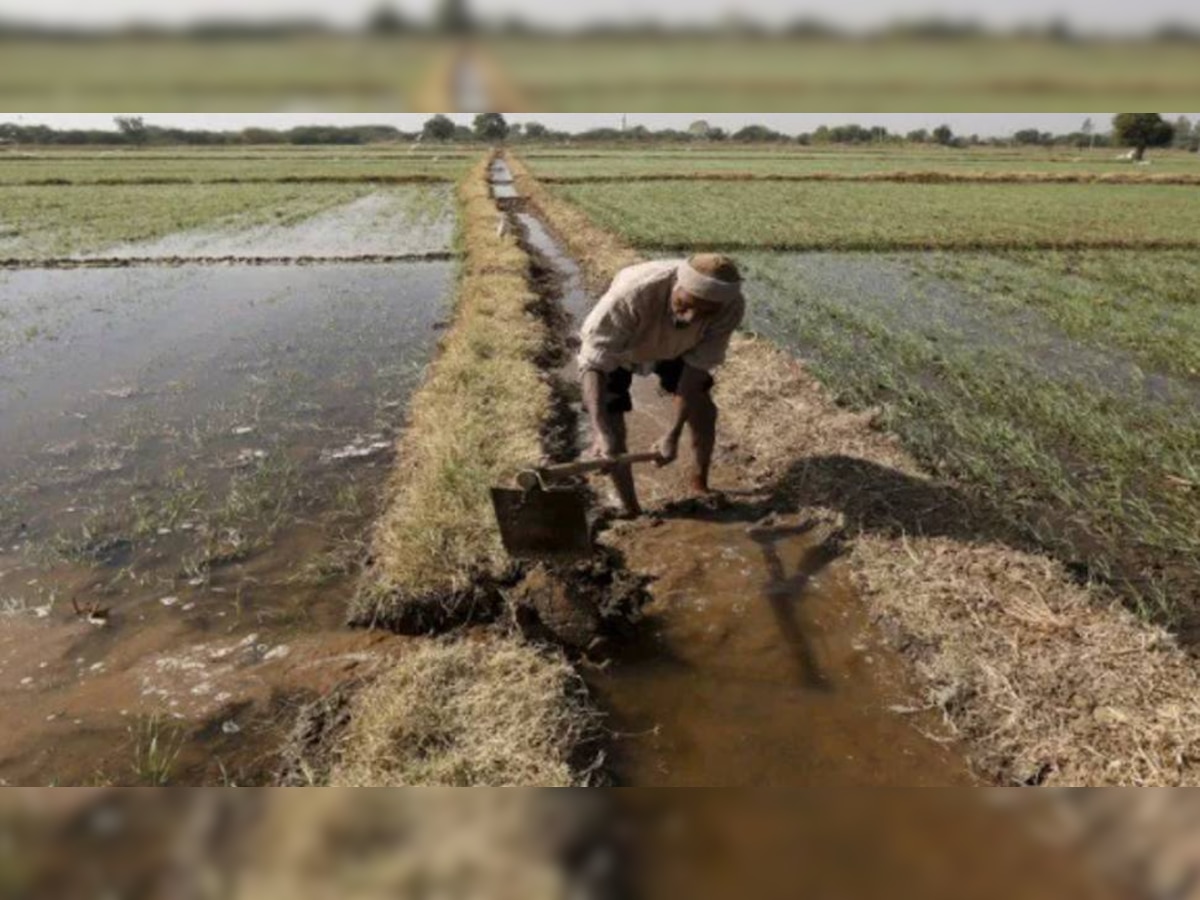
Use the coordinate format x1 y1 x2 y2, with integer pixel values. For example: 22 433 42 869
686 388 717 494
604 410 641 516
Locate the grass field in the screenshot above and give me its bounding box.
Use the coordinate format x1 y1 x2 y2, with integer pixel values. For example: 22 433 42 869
0 182 453 258
0 154 472 184
524 148 1200 180
554 180 1200 250
528 147 1200 630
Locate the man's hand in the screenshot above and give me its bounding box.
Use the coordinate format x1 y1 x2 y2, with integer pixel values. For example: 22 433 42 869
585 436 618 462
653 431 680 467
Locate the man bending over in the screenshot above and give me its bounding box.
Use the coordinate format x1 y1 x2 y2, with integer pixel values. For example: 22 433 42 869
577 253 746 517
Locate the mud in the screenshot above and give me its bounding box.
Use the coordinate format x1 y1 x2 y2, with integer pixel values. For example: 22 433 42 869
510 187 973 785
0 261 452 784
90 189 455 260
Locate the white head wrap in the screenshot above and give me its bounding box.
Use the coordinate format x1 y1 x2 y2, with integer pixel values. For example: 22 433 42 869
676 260 743 305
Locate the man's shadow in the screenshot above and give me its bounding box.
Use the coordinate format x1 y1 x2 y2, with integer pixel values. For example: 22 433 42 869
647 453 1052 690
746 519 844 692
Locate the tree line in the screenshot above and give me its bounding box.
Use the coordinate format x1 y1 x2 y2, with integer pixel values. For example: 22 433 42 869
1 113 1194 155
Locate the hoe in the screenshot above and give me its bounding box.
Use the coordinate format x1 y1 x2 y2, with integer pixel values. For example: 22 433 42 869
490 451 660 559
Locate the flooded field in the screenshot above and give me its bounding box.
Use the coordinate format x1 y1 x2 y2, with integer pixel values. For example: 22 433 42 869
0 183 455 261
0 260 452 784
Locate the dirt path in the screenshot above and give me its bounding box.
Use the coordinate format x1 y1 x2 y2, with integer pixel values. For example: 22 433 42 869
507 175 972 785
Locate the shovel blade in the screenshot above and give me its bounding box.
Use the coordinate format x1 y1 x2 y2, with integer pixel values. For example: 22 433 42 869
490 485 593 559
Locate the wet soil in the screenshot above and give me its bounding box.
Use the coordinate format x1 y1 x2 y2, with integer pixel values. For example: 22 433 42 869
0 261 452 785
511 186 973 785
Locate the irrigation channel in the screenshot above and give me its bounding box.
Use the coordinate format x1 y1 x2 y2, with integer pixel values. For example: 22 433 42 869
0 240 452 783
494 158 972 786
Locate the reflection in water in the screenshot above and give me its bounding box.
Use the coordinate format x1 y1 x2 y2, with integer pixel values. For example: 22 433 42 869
746 518 843 691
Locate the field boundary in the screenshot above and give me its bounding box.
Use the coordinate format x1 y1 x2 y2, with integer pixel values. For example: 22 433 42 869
5 175 457 186
635 238 1200 252
0 252 459 269
541 171 1200 186
348 151 551 630
506 151 1200 786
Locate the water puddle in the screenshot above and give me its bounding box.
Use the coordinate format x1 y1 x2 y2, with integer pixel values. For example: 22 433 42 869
0 261 452 784
507 186 970 785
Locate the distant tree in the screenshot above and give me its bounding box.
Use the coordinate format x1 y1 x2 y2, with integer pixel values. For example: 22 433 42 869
1112 113 1175 161
114 115 148 146
1014 128 1049 146
435 0 473 34
422 114 456 141
523 121 548 140
906 128 929 143
709 127 728 142
688 119 712 138
366 2 408 33
732 124 785 143
240 127 285 144
473 113 509 142
932 124 954 146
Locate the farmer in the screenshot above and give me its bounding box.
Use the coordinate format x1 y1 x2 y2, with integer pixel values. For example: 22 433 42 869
578 253 745 516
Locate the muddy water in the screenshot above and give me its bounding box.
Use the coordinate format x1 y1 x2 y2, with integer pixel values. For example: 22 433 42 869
0 261 451 784
511 194 970 785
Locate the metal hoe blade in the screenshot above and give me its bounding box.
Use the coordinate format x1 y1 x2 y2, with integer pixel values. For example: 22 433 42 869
490 484 594 559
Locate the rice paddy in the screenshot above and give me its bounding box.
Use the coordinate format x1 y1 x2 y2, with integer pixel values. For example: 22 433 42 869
553 179 1200 251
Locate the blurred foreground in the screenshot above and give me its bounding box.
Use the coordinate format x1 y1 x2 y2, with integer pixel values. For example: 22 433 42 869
0 790 1150 899
0 34 1198 111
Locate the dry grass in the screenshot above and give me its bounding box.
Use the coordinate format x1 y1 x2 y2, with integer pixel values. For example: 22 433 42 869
329 634 597 787
511 151 1200 786
543 170 1200 186
352 153 550 626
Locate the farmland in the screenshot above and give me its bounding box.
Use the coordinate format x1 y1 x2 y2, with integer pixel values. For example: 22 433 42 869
552 180 1200 250
4 140 1200 799
532 146 1200 631
523 147 1200 179
0 181 455 259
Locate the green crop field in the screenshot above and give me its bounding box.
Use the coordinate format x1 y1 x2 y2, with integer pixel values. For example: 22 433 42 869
0 182 453 258
553 180 1200 250
0 151 474 184
523 148 1200 179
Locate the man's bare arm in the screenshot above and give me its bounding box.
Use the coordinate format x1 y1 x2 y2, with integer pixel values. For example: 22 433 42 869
655 363 714 469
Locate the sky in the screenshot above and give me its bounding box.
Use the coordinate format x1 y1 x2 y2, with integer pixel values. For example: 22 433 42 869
1 0 1197 34
8 113 1189 138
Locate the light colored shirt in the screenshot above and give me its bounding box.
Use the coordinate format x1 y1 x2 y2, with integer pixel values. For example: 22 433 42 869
577 259 745 375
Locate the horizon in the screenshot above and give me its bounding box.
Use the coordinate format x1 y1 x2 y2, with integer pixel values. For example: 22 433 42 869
8 113 1198 139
